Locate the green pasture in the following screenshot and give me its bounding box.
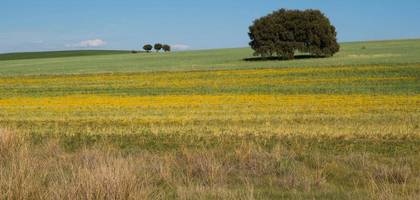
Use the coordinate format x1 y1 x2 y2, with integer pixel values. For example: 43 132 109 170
1 39 420 76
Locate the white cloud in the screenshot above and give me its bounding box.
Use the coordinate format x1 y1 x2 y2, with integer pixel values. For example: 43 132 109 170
172 44 190 51
67 39 107 48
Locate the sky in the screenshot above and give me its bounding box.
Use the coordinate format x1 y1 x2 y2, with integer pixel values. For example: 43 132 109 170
1 0 420 53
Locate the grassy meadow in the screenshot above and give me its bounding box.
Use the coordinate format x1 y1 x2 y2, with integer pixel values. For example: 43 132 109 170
1 39 420 76
0 39 420 199
0 50 130 61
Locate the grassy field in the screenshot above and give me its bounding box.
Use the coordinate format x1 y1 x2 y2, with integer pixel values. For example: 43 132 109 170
0 50 130 62
0 39 420 199
0 39 420 76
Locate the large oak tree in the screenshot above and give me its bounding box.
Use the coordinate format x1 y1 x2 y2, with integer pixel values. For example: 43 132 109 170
249 9 340 59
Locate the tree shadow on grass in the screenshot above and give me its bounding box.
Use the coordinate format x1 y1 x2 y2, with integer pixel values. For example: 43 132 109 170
243 55 324 62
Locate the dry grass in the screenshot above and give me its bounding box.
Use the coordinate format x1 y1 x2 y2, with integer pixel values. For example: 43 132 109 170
1 129 251 199
1 129 420 199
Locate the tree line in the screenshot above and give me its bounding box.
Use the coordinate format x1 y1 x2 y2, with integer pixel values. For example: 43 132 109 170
142 43 171 53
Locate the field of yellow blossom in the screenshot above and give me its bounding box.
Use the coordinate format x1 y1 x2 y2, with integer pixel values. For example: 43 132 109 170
0 64 418 139
0 56 419 198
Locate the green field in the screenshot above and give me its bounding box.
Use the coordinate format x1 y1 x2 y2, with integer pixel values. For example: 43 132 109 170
1 39 420 76
0 39 420 199
0 50 130 62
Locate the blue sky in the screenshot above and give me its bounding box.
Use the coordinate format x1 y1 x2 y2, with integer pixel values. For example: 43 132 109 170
1 0 420 53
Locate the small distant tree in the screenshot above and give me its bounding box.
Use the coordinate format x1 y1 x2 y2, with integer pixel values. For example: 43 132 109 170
154 43 163 52
162 44 171 52
143 44 153 53
249 9 339 59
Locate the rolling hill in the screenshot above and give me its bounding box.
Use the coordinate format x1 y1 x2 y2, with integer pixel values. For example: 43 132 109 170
0 39 420 76
0 50 130 61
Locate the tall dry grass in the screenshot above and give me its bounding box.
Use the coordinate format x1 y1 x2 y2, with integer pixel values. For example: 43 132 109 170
1 128 420 199
0 129 259 199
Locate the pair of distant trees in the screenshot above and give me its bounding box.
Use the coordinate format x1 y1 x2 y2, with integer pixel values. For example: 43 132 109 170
143 43 171 53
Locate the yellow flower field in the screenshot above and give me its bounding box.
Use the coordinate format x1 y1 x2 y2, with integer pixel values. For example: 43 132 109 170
0 65 418 140
0 65 416 89
0 94 418 139
0 94 418 111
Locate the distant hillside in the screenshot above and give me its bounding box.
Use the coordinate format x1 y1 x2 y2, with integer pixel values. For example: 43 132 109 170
0 39 420 77
0 50 130 61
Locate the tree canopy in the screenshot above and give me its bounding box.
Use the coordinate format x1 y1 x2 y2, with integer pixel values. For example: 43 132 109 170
143 44 153 53
154 43 163 52
249 9 339 59
162 44 171 52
